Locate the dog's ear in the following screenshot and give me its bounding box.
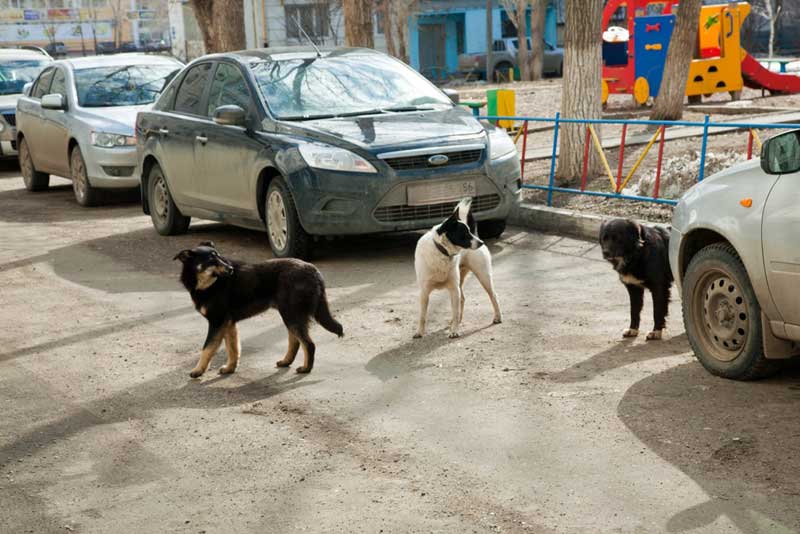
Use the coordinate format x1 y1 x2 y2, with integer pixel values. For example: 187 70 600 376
173 249 193 262
199 240 216 249
635 222 645 249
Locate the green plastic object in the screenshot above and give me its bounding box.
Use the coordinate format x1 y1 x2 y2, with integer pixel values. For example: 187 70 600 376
486 89 499 118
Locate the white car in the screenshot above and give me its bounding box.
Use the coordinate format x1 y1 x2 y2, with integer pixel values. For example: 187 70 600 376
0 47 51 158
670 130 800 380
16 53 182 206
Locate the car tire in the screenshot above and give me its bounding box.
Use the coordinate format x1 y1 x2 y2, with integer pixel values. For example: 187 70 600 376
557 62 563 77
265 177 311 259
478 219 507 240
148 162 190 235
70 146 101 207
493 62 513 83
682 243 778 380
19 137 49 192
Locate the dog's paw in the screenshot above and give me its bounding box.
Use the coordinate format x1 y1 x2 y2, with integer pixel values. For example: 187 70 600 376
295 366 312 374
276 360 291 368
622 328 639 338
448 332 460 339
646 330 663 341
189 368 204 378
492 316 503 325
219 365 236 375
413 332 423 339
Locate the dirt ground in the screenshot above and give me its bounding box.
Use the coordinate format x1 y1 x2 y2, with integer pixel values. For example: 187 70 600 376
3 165 800 533
450 78 800 222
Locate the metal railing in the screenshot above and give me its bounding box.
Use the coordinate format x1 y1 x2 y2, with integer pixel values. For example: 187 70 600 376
479 114 800 207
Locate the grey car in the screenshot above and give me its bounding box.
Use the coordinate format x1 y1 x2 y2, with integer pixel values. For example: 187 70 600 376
0 48 51 158
137 47 521 259
669 130 800 380
16 53 182 206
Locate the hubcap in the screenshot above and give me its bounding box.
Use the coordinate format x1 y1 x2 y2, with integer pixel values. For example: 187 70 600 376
267 190 288 251
697 271 749 361
72 151 86 200
153 174 169 222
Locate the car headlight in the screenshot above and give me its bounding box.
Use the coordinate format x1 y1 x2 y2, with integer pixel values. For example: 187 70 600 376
488 127 517 160
298 143 377 173
91 131 135 148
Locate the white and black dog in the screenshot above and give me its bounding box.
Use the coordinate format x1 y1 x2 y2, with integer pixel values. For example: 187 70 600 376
414 198 502 339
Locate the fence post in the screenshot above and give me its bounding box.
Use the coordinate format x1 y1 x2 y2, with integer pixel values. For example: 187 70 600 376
698 115 710 182
616 124 627 193
520 120 529 182
580 126 591 191
654 126 666 199
547 112 560 207
747 129 754 160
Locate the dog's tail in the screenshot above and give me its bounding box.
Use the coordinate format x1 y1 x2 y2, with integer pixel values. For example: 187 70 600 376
315 294 344 338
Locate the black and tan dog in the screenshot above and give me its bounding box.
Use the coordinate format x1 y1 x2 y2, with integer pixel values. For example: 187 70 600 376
599 219 673 340
174 242 343 377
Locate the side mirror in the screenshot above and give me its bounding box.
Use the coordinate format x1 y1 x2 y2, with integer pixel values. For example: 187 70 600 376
761 130 800 175
41 93 66 111
213 104 247 127
442 88 460 104
22 82 32 97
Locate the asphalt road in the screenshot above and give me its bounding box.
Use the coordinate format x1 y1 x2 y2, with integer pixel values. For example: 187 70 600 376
2 166 800 534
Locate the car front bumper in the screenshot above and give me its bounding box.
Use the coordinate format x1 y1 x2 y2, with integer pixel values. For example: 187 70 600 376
287 150 521 236
85 144 140 189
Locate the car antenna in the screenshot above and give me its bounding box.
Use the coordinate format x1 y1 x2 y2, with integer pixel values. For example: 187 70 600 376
293 14 322 58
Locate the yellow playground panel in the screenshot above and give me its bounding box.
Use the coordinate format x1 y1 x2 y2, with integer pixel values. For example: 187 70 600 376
686 3 750 98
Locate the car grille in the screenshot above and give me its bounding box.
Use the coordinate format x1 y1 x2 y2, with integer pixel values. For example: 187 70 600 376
383 149 483 171
2 112 16 126
374 193 501 223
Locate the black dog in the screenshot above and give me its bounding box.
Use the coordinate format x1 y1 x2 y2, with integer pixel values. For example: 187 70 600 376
599 219 673 340
174 241 343 377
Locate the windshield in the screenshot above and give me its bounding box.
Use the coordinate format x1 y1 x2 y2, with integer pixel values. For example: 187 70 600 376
251 53 453 120
75 64 180 108
0 59 49 96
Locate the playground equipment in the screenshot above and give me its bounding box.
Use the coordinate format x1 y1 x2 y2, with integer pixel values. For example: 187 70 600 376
601 0 800 105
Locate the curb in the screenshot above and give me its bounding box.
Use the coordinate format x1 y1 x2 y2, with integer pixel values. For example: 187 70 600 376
509 202 669 242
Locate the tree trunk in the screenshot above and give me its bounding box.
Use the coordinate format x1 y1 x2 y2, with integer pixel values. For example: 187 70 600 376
556 0 603 184
528 0 546 81
515 0 529 81
189 0 246 54
343 0 374 48
649 0 702 120
383 0 397 57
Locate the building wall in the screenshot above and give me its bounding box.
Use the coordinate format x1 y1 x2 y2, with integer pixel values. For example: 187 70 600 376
0 0 173 53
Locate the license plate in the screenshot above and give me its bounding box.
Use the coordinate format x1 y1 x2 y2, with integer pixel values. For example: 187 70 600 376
407 180 476 206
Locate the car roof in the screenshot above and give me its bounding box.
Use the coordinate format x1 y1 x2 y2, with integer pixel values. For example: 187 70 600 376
0 48 51 60
203 47 384 64
60 53 182 70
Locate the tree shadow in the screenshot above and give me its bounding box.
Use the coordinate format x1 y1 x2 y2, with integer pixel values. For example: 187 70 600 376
618 360 800 532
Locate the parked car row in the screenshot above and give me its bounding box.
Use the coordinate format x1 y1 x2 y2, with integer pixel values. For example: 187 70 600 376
17 46 521 259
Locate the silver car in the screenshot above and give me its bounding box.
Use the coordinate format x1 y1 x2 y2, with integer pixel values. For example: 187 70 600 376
0 47 51 158
16 53 182 206
670 130 800 380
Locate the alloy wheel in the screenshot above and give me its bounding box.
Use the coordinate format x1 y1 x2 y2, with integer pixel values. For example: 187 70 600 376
267 189 288 251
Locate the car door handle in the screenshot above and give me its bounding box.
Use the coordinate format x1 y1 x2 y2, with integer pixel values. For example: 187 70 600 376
158 128 169 136
195 135 207 144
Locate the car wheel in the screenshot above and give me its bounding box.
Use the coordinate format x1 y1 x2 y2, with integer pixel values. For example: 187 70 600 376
478 219 507 240
265 177 311 259
682 243 777 380
70 146 100 207
493 62 513 83
557 62 563 77
148 163 190 235
19 137 49 192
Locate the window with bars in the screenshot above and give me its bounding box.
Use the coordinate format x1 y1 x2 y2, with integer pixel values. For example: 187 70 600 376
285 4 330 40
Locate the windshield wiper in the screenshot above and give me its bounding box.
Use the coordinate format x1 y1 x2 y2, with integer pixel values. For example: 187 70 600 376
381 105 438 112
279 109 387 121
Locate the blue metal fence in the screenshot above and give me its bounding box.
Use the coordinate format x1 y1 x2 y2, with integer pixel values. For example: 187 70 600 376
478 114 800 207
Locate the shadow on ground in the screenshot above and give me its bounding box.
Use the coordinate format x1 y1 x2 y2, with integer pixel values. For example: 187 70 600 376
618 360 800 532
